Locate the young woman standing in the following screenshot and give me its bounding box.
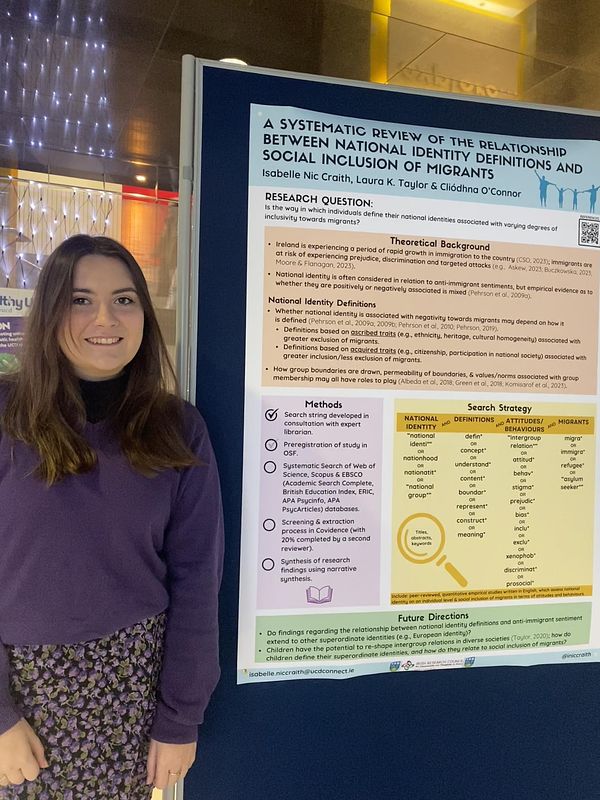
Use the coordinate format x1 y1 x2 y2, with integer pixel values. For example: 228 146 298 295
0 235 223 798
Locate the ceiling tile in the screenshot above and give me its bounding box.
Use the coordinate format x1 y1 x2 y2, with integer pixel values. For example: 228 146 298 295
115 56 181 164
521 66 600 110
318 1 372 82
390 34 566 102
162 0 322 73
529 0 582 66
387 18 445 77
389 0 537 51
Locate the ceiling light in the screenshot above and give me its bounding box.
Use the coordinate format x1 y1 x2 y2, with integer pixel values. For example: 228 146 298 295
135 175 147 183
219 58 248 66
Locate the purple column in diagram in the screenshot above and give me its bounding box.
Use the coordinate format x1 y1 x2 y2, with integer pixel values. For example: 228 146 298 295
257 396 383 609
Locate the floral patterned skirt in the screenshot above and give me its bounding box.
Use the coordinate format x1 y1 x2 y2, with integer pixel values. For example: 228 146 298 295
0 613 166 800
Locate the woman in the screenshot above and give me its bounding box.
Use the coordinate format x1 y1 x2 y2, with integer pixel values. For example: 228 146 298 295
0 235 224 798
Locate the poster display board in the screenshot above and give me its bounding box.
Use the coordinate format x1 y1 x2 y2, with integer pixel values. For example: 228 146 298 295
238 103 600 682
188 62 600 800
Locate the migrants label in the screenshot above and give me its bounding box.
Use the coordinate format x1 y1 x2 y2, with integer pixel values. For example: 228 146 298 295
238 104 600 684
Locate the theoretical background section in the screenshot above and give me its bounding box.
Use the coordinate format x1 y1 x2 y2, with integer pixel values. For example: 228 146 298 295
262 227 599 393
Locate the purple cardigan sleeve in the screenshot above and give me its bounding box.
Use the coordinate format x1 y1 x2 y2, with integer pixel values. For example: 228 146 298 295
150 408 224 744
0 642 22 735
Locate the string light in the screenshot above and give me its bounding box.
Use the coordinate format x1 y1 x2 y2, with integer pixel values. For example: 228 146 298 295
1 13 116 241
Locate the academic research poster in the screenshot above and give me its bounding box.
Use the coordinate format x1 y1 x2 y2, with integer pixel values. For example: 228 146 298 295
237 103 600 683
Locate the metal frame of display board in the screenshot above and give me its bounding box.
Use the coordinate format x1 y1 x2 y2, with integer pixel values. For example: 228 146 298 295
176 56 600 800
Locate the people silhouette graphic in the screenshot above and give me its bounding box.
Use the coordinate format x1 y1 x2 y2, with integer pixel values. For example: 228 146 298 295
535 170 550 207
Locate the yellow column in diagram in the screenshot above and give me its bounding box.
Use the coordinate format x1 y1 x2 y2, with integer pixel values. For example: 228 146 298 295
391 401 595 604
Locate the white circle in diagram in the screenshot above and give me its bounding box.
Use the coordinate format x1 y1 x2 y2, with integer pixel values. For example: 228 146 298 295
262 558 275 571
264 439 278 452
262 518 276 531
397 513 445 564
263 460 277 474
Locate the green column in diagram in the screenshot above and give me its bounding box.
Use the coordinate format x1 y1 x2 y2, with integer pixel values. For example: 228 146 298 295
391 401 595 604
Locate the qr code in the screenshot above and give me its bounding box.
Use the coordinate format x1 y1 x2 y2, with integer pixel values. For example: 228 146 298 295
579 218 600 247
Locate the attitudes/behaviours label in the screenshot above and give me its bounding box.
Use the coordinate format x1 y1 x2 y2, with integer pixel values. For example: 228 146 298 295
262 227 599 393
257 396 383 609
254 604 591 662
391 400 595 603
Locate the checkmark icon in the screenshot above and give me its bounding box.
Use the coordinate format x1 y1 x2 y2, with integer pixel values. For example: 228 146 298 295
265 408 278 421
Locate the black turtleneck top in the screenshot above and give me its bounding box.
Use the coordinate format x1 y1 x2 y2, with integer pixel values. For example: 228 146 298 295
79 372 129 423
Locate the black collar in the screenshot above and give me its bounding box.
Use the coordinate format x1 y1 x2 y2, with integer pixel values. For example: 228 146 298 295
79 372 129 423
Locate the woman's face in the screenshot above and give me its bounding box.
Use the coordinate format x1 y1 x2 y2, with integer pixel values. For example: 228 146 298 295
59 254 145 381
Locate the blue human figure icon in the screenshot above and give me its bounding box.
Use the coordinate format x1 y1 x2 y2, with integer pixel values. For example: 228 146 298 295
572 188 579 210
588 184 598 213
535 170 550 207
548 181 565 209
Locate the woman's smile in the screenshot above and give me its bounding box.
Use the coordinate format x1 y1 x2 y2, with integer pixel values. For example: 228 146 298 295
85 336 124 345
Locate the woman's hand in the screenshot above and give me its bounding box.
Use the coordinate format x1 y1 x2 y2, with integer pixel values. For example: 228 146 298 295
146 738 196 790
0 719 48 787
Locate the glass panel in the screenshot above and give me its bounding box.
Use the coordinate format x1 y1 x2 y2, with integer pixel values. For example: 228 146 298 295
0 170 177 360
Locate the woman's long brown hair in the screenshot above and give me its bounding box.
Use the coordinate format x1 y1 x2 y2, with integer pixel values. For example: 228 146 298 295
2 234 196 484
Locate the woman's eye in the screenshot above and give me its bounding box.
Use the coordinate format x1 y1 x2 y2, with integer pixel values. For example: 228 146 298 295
72 297 89 305
115 296 135 305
